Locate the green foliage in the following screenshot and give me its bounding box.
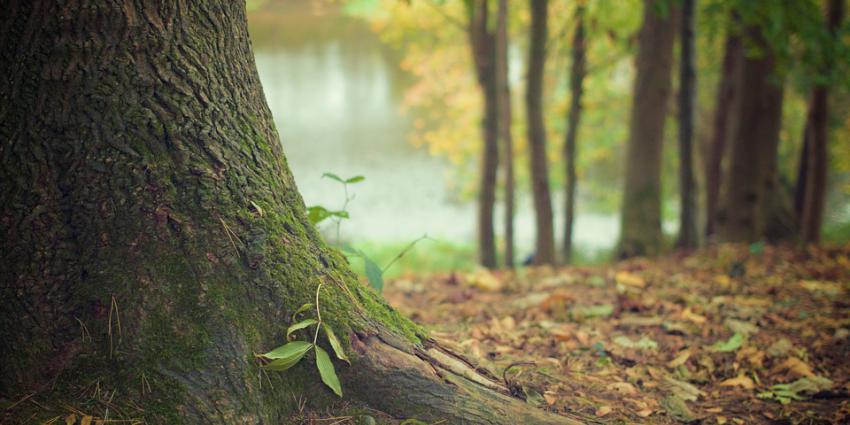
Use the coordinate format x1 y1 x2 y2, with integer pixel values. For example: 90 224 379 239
708 333 744 352
258 285 347 397
315 345 343 397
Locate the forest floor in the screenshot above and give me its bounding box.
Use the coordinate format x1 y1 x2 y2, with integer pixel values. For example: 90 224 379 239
383 244 850 424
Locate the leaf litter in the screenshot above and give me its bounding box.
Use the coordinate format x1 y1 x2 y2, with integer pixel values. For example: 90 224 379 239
384 244 850 424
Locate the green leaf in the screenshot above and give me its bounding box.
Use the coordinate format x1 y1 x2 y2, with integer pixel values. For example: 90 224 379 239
323 323 350 364
307 206 348 225
315 345 342 397
307 206 332 225
321 172 344 183
363 255 384 293
260 341 313 371
286 319 318 339
709 333 744 352
260 340 313 360
345 175 365 184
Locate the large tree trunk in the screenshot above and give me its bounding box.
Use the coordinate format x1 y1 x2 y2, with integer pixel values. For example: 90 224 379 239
0 2 575 423
798 0 845 244
676 0 698 250
562 5 586 264
496 0 515 268
470 0 500 269
617 0 677 258
715 26 786 242
526 0 556 265
705 32 741 240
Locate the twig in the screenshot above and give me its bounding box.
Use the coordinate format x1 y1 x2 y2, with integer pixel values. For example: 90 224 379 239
382 234 429 274
313 282 324 345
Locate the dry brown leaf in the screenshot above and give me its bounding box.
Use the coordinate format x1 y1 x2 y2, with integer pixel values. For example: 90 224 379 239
615 271 646 288
636 408 653 418
607 381 638 395
80 416 93 425
595 405 612 417
543 391 558 406
771 357 815 378
719 374 755 389
667 349 692 368
681 307 707 324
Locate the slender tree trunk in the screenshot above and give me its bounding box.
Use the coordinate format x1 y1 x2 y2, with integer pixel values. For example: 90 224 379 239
496 0 515 268
469 0 500 268
705 33 741 240
526 0 556 265
676 0 699 250
562 5 586 264
0 2 574 423
716 26 785 242
799 0 845 244
617 0 677 258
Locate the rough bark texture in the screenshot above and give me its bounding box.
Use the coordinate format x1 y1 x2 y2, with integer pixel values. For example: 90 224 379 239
562 6 586 264
0 1 575 423
526 0 556 265
676 0 698 250
469 0 499 269
617 0 677 258
705 33 741 240
715 26 785 242
496 0 515 268
798 0 844 244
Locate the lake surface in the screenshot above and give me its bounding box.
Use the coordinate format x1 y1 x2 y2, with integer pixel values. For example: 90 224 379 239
248 4 621 257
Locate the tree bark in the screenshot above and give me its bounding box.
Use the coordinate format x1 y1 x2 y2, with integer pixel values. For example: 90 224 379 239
526 0 556 265
715 26 786 243
705 32 741 240
0 2 576 423
798 0 845 244
562 5 586 264
617 0 677 258
469 0 500 268
676 0 698 250
496 0 515 268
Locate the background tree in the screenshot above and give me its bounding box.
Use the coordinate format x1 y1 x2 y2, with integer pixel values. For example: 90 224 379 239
618 0 678 258
715 23 786 242
496 0 516 267
0 1 572 423
797 0 845 244
562 4 587 263
676 0 699 249
704 29 741 240
467 0 500 268
527 0 556 265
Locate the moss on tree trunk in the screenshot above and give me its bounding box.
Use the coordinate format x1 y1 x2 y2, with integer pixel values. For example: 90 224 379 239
0 1 577 423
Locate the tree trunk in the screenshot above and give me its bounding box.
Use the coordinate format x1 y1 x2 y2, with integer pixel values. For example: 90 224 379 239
0 2 575 423
705 32 741 240
526 0 556 265
496 0 515 268
715 26 785 243
470 0 500 269
617 0 677 258
798 0 845 244
562 5 586 264
676 0 698 250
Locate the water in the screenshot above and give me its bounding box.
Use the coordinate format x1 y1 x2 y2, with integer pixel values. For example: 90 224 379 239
248 5 620 255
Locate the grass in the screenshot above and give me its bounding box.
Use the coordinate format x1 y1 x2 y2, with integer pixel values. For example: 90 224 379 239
339 238 615 280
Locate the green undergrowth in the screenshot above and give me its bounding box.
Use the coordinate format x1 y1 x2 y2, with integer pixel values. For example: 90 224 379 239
344 239 615 280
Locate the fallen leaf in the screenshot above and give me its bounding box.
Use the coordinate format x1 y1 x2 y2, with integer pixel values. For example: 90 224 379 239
771 357 815 379
709 333 744 352
616 271 646 288
607 381 638 395
719 374 755 389
766 338 792 358
595 405 612 417
614 335 658 350
667 349 692 368
681 307 707 324
663 376 705 401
